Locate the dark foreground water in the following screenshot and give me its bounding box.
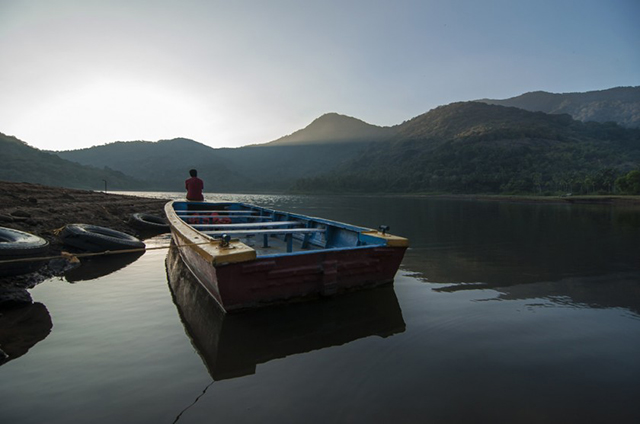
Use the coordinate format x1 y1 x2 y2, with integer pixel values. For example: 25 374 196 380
1 194 640 423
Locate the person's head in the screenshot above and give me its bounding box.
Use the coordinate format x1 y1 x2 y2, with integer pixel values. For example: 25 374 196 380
189 169 198 177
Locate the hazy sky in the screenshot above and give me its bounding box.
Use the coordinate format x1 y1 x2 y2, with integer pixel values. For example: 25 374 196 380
1 0 638 151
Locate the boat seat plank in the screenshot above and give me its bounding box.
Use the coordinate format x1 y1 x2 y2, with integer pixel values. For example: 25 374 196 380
203 227 326 253
176 210 261 215
193 221 303 229
202 228 325 236
182 214 269 220
203 228 326 253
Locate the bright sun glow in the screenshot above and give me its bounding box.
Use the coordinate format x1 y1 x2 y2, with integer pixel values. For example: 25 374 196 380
17 78 221 150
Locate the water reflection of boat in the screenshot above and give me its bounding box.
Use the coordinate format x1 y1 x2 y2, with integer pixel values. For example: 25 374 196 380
63 252 144 282
0 302 52 366
166 246 406 381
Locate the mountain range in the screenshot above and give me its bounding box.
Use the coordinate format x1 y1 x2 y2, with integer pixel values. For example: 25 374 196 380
53 113 392 192
2 86 639 194
478 86 640 128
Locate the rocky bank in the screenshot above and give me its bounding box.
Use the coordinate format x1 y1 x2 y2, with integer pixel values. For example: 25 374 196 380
0 181 169 305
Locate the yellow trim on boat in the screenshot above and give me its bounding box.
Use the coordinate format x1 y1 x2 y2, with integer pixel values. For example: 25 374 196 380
362 230 409 247
165 201 257 265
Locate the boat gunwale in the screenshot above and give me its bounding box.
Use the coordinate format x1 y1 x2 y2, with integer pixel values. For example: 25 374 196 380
165 201 409 262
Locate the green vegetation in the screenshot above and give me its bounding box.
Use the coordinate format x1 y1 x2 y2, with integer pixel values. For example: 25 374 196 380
615 170 640 194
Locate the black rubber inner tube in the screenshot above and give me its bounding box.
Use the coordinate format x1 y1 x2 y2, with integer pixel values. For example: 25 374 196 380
0 227 49 257
0 227 50 276
60 224 145 252
129 213 169 230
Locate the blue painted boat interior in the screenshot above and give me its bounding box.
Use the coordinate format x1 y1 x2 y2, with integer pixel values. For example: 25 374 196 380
172 201 387 257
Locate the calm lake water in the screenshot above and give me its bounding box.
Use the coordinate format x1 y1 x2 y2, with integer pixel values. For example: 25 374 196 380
2 193 640 423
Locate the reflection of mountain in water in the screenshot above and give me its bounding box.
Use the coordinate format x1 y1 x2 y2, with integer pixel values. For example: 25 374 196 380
408 245 640 316
486 273 640 316
0 303 52 366
397 200 640 315
407 247 640 316
405 203 640 283
63 252 144 282
165 247 405 381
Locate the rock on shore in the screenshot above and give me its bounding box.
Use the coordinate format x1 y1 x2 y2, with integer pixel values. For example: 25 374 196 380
0 181 169 303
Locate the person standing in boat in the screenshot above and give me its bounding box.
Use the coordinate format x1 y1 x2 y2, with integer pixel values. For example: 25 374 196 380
185 169 204 201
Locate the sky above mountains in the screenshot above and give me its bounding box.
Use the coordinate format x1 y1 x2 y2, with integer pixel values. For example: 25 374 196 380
1 0 638 151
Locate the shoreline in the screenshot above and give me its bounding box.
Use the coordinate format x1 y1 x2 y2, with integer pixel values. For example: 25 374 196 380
420 193 640 206
287 191 640 206
0 181 169 249
0 181 169 301
113 187 640 207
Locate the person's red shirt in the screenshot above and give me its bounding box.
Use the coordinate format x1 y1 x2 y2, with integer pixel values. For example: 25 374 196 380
185 176 204 201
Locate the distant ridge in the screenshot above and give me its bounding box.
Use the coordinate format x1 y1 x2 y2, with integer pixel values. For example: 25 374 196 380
56 138 253 192
0 132 145 190
477 86 640 128
393 101 574 142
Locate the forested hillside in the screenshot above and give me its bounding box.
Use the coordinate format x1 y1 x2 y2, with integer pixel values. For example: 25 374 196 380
57 114 389 192
293 102 640 194
478 86 640 128
56 138 255 192
0 132 145 190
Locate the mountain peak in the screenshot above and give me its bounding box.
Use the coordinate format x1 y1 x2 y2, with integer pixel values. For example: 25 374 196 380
315 112 346 120
267 112 393 145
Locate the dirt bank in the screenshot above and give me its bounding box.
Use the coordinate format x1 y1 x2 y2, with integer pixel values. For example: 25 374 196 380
0 181 169 302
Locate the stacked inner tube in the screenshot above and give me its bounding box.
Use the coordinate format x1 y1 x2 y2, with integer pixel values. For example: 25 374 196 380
60 224 145 253
128 213 169 232
0 227 49 276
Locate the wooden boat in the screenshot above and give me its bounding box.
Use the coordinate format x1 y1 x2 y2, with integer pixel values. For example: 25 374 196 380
164 201 408 313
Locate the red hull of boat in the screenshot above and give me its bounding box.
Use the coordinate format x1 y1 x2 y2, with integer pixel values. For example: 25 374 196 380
215 246 407 312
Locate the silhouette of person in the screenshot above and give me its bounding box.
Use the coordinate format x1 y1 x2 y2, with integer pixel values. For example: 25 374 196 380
185 169 204 201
